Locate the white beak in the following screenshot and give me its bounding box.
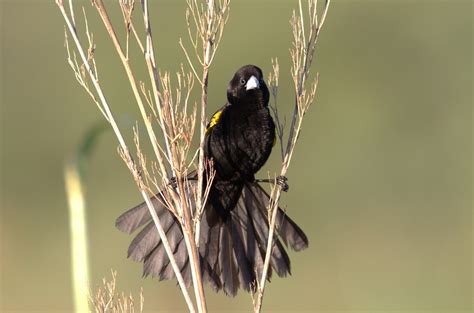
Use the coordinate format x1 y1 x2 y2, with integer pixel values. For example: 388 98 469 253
246 75 260 90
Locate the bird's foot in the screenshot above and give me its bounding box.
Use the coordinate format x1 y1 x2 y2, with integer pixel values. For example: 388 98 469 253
276 175 289 192
255 176 289 192
168 177 178 188
168 176 198 188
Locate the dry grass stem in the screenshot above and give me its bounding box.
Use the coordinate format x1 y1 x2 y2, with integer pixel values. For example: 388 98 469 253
92 0 208 310
58 0 231 312
267 58 285 160
57 0 196 311
90 270 144 313
180 0 230 251
253 1 331 312
65 163 90 313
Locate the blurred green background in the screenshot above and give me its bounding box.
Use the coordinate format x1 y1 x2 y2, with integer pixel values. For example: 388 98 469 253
0 0 472 312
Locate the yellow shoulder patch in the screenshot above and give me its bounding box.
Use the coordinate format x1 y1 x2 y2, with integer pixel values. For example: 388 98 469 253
206 110 223 133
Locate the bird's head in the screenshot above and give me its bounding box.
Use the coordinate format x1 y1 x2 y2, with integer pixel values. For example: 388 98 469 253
227 65 270 106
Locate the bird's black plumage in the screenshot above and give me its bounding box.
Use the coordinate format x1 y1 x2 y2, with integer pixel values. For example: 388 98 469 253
116 65 308 296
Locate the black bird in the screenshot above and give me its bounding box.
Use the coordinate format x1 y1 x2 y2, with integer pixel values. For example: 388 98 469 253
116 65 308 296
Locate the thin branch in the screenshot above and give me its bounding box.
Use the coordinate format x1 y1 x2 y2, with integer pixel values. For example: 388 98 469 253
123 5 207 313
186 0 230 251
254 1 330 312
93 1 209 311
90 270 144 313
68 0 76 26
180 38 204 86
268 58 284 160
56 1 196 311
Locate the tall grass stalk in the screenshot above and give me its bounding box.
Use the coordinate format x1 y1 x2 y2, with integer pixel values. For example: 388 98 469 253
65 163 90 313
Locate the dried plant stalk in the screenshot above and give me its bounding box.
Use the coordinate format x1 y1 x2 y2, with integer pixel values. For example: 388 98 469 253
180 0 230 247
57 0 231 312
90 270 144 313
253 1 331 312
56 0 197 311
65 162 90 313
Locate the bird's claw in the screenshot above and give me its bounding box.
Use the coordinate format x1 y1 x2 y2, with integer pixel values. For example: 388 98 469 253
276 175 289 192
254 176 289 192
168 177 178 188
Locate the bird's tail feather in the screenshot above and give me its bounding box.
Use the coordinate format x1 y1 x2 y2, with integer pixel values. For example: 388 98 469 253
115 181 308 296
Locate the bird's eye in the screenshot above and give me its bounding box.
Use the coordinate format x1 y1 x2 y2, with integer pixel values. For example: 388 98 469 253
240 78 246 85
